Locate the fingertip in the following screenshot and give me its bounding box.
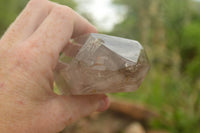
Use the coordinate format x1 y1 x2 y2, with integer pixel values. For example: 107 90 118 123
72 13 98 38
85 22 98 34
97 95 110 112
90 25 98 33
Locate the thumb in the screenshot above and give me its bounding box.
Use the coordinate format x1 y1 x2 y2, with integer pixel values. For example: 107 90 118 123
49 94 110 127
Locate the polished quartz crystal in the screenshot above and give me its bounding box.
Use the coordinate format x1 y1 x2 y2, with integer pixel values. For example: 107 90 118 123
54 33 150 95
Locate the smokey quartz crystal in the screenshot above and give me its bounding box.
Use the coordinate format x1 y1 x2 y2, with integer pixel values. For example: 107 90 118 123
54 33 150 95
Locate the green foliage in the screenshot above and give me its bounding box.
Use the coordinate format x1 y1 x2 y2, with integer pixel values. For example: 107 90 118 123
110 0 200 132
181 22 200 80
0 0 28 35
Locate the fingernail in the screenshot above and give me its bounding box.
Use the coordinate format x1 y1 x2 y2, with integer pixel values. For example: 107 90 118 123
97 96 110 112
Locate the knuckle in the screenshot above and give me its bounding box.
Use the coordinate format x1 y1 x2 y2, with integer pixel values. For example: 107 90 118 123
27 0 47 8
52 5 74 19
60 5 73 14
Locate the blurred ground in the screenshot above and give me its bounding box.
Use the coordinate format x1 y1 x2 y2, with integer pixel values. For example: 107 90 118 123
61 99 168 133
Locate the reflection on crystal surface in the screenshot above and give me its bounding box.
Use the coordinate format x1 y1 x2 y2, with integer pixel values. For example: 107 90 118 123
54 33 150 95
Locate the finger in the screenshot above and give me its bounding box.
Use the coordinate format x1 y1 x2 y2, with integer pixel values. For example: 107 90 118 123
62 41 82 57
1 0 52 45
71 11 97 38
40 94 109 132
49 2 97 38
55 95 110 125
26 4 97 68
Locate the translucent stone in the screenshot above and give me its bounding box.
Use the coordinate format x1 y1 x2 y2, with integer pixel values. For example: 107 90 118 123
54 33 150 95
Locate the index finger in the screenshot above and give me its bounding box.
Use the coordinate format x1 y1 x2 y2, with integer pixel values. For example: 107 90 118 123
25 3 97 68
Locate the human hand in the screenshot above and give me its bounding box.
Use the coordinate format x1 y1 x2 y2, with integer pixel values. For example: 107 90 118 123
0 0 110 132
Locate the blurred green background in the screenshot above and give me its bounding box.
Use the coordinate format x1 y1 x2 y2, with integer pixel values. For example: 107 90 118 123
0 0 200 132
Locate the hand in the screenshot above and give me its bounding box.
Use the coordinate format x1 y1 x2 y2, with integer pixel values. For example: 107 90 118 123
0 0 110 132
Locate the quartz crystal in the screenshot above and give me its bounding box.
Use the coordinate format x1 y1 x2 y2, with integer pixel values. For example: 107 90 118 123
54 33 150 95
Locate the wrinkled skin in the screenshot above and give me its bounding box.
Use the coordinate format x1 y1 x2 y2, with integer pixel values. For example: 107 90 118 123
0 0 110 132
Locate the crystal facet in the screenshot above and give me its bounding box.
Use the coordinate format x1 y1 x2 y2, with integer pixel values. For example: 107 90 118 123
54 33 150 95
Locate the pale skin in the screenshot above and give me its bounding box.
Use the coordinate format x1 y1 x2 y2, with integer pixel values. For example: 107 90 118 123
0 0 110 132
